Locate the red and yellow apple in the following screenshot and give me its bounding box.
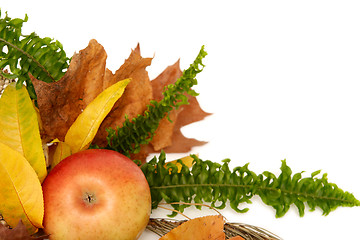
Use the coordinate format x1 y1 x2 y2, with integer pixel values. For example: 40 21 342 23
42 149 151 240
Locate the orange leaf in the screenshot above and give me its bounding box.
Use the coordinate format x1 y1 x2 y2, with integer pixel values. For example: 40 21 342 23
150 60 211 152
160 215 225 240
93 44 153 147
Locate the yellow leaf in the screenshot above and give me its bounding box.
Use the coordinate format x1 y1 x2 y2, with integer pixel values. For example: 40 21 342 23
0 142 44 234
0 83 47 182
64 79 130 153
51 140 72 170
165 154 197 174
32 99 43 132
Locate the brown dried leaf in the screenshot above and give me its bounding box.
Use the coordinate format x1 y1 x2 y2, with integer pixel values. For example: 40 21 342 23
32 39 107 142
92 44 153 147
0 221 48 240
163 92 210 153
149 60 182 151
159 215 225 240
149 60 211 152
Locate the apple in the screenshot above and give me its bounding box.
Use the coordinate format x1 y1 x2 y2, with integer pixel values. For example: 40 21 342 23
42 149 152 240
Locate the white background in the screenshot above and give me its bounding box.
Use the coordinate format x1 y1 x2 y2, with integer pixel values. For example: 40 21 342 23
2 1 360 239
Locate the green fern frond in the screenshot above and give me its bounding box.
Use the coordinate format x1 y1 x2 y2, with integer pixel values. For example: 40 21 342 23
0 10 70 99
142 152 360 218
104 46 207 156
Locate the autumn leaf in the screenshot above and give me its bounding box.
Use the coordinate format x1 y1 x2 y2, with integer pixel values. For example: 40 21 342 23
50 140 72 170
0 221 48 240
93 44 153 147
31 39 107 142
0 142 44 234
128 60 211 162
0 83 47 182
150 60 211 153
160 215 225 240
65 78 131 153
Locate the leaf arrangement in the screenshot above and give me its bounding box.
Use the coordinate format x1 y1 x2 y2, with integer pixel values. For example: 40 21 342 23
142 152 360 218
104 46 207 157
0 10 360 240
0 10 70 99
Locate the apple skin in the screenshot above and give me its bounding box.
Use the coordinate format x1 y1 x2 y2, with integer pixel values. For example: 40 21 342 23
42 149 152 240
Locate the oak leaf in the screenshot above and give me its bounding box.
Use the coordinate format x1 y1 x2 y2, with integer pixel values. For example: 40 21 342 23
32 39 107 142
149 60 211 153
93 44 153 147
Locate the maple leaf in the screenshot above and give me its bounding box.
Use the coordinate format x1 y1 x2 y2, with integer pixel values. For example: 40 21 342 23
0 221 48 240
93 44 153 147
32 39 107 142
149 60 211 153
128 60 210 162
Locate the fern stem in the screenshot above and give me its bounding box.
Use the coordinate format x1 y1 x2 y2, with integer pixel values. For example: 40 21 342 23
151 183 356 205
